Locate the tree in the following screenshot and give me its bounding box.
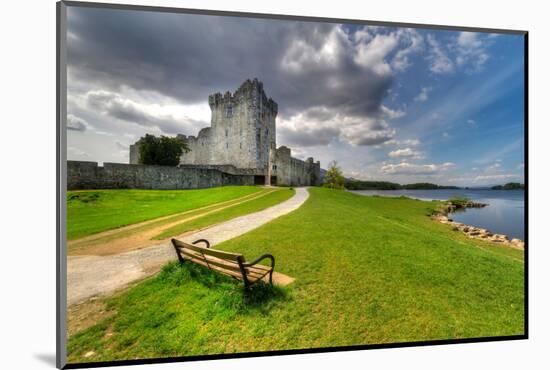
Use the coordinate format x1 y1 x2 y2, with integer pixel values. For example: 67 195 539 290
323 160 345 189
491 182 525 190
138 134 190 166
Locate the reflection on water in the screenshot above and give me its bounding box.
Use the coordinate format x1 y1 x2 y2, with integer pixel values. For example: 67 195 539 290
351 189 525 240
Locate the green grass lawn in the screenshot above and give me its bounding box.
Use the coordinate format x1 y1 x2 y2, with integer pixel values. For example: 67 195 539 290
153 188 295 239
67 188 524 362
67 186 262 240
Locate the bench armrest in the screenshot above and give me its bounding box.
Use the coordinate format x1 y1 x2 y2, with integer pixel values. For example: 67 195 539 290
243 254 275 270
192 239 210 248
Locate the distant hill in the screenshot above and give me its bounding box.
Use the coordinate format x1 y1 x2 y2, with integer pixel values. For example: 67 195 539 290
344 179 460 191
491 182 525 190
402 183 461 190
345 180 401 190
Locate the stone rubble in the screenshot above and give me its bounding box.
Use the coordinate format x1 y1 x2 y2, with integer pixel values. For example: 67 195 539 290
431 214 525 250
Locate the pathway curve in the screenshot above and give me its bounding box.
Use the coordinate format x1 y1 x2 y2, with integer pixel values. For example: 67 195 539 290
67 187 309 306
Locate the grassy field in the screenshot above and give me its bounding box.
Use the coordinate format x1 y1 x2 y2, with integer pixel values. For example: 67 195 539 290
153 188 295 239
67 186 262 240
67 188 524 362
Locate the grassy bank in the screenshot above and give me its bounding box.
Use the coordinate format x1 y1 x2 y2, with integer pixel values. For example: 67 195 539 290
68 188 524 362
67 186 262 240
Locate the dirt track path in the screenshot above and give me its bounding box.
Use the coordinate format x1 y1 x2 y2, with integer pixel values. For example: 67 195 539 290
68 188 277 256
67 187 309 306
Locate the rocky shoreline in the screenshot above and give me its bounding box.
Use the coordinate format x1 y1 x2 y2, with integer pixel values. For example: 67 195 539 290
432 201 525 250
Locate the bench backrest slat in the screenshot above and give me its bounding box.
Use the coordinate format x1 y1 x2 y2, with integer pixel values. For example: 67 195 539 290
172 239 243 262
180 249 243 273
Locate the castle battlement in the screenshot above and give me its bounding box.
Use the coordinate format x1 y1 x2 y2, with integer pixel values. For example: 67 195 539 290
208 78 278 115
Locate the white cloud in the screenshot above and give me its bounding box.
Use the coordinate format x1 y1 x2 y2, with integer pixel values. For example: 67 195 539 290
380 105 406 119
403 139 421 146
353 28 424 76
383 138 420 146
426 32 491 74
486 160 503 171
340 117 396 146
388 147 424 159
457 32 483 49
381 161 454 175
353 27 374 44
427 35 454 74
414 87 431 102
67 114 90 131
391 28 424 71
281 26 349 74
454 32 490 70
467 119 476 125
278 103 404 147
354 32 399 76
94 130 114 137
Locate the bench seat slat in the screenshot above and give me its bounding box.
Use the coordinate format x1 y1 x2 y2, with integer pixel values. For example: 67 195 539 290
243 263 272 272
184 254 246 280
184 255 269 283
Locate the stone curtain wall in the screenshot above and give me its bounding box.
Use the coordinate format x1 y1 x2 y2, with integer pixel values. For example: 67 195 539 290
274 146 321 187
67 161 254 190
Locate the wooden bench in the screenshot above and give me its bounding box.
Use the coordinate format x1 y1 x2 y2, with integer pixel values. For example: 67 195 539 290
171 238 275 288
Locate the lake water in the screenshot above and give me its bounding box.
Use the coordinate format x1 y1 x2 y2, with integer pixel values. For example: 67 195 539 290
351 189 525 240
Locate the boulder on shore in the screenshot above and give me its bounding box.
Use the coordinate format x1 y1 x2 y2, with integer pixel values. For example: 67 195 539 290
510 238 525 249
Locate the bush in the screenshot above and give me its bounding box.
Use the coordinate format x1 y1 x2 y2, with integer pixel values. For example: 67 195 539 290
447 196 470 207
138 134 190 166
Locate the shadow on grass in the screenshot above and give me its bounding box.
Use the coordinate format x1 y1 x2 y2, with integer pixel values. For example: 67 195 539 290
161 262 290 315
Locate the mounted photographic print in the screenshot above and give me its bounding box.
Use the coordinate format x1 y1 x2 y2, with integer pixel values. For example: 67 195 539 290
56 1 527 368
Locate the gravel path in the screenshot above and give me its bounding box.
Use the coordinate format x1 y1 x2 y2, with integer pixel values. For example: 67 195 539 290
67 187 309 306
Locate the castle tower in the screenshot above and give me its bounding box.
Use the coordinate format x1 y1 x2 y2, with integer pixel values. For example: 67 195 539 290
207 78 278 171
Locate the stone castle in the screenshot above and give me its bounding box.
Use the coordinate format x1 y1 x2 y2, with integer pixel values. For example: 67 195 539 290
130 79 321 187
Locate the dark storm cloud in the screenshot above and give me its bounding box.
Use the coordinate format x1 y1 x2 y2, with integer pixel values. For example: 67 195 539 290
67 7 394 120
277 126 340 147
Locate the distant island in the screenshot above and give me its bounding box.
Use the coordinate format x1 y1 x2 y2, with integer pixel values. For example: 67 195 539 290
491 182 525 190
344 179 460 191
